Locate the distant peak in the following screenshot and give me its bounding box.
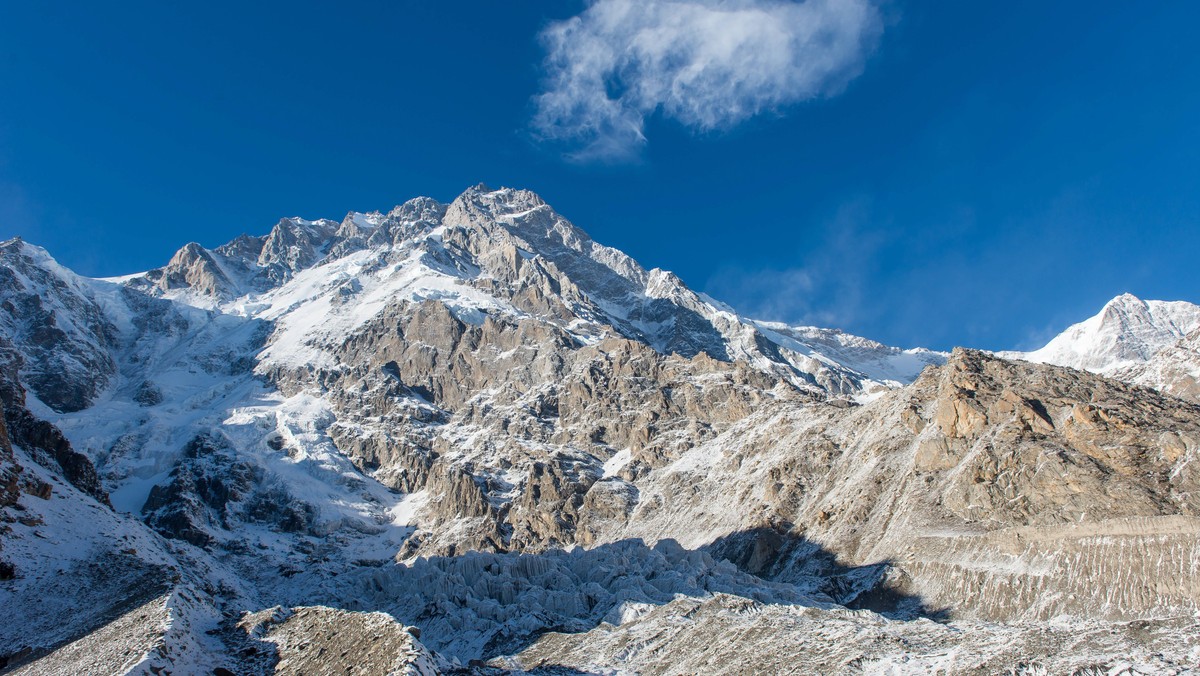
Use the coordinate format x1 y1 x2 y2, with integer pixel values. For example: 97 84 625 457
0 237 25 256
0 236 42 259
1 237 53 261
1107 292 1144 307
1012 291 1200 374
388 196 446 217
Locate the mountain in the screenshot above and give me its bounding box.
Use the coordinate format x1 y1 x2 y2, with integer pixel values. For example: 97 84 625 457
1003 292 1200 404
1113 327 1200 403
125 185 943 396
2 186 1199 674
1004 292 1200 373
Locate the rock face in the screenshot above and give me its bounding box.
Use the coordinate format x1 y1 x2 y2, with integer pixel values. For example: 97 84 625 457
141 433 315 548
256 218 341 286
236 606 440 676
2 186 1200 673
0 338 109 506
0 401 19 511
307 298 788 556
151 242 236 298
0 239 118 412
1114 326 1200 404
600 348 1200 622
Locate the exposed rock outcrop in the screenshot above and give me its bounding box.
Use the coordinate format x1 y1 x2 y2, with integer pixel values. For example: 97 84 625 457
0 404 19 510
142 434 315 548
0 239 117 412
277 296 792 556
237 606 441 675
0 339 109 506
151 242 235 298
606 349 1200 622
257 218 340 286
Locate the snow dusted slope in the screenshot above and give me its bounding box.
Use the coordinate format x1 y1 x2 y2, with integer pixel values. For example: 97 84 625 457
753 321 944 395
1004 293 1200 374
1113 326 1200 404
0 239 119 412
120 184 942 398
7 185 1200 673
1 185 949 670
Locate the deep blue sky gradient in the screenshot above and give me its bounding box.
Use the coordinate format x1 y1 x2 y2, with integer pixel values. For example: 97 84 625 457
1 1 1197 350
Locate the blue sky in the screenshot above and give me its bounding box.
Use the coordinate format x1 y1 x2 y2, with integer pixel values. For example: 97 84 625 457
1 1 1197 351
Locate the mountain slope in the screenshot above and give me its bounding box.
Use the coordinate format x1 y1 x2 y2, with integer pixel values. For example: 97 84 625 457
126 185 943 397
1005 292 1200 374
1113 326 1200 404
2 185 1200 673
0 239 119 413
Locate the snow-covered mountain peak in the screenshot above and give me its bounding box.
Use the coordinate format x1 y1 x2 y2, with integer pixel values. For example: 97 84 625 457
0 239 120 413
1 237 79 286
1104 291 1145 310
20 185 945 400
1006 293 1200 374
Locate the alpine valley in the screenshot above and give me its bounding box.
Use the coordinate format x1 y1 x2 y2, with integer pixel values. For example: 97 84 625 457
2 185 1199 675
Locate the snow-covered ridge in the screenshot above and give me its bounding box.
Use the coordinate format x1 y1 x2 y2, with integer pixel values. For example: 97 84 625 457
1002 292 1200 376
102 184 946 396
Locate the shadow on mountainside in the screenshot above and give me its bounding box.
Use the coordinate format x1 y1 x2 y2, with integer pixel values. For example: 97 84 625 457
3 529 947 674
703 527 950 621
0 553 175 672
230 528 949 670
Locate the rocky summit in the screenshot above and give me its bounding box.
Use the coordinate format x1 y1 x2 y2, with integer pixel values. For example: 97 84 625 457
1 185 1199 674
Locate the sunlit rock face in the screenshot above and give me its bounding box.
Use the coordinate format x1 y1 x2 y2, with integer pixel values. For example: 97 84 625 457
1 186 1199 674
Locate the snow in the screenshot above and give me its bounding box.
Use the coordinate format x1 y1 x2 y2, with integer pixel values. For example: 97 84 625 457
108 470 172 514
602 448 633 478
251 242 520 371
496 205 549 222
1007 293 1200 374
753 320 945 388
349 211 383 230
96 271 149 284
389 491 429 527
0 444 215 667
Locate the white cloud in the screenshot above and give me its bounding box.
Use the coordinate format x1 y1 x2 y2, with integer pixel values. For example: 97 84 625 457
532 0 882 161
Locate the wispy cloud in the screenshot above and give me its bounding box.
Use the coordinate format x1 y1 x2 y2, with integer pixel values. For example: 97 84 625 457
703 199 886 330
532 0 882 161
